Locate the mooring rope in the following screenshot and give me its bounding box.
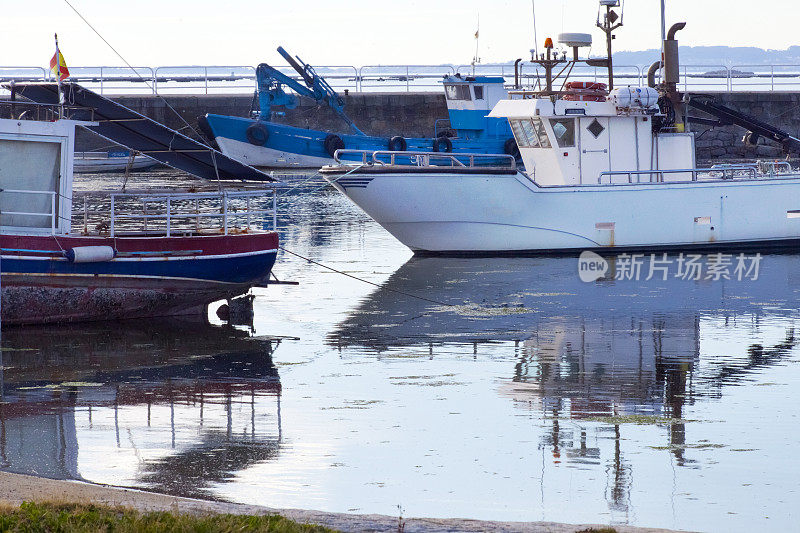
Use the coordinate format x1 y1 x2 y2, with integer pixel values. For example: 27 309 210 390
276 164 365 198
278 246 453 307
62 0 219 147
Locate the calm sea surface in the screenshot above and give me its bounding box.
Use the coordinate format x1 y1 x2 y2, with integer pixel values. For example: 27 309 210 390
1 170 799 532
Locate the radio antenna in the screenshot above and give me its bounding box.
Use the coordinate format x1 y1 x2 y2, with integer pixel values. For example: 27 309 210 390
531 0 539 59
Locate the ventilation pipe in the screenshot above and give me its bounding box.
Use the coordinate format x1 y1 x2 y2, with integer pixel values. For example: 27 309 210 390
647 61 662 88
663 22 686 131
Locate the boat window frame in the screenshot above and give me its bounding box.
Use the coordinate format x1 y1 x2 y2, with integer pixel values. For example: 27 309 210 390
510 119 535 148
549 118 576 148
0 132 69 234
531 117 552 148
509 118 551 149
444 83 472 101
473 85 484 100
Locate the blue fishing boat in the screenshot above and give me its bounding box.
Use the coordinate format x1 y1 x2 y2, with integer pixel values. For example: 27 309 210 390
199 47 520 168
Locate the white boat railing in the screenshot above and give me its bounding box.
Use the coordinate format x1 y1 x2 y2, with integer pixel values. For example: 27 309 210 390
333 149 517 169
757 160 793 176
0 189 58 233
598 166 765 184
75 189 277 237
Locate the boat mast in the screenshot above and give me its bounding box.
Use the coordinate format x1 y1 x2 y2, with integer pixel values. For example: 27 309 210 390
597 1 623 89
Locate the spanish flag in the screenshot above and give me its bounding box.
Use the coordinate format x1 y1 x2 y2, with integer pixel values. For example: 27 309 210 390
50 44 70 81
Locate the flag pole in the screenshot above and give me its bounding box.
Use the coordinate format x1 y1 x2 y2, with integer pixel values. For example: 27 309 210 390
472 14 480 75
54 33 63 119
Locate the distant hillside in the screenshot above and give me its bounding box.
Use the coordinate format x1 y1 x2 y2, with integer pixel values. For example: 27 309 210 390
610 46 800 66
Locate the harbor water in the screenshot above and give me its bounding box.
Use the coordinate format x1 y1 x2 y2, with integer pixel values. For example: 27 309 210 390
1 170 799 532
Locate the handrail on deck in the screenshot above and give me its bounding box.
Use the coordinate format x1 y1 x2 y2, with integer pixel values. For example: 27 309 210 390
332 149 517 170
598 165 764 184
0 189 57 233
74 189 277 237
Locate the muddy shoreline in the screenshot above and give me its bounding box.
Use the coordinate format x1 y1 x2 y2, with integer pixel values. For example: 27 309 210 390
0 471 690 533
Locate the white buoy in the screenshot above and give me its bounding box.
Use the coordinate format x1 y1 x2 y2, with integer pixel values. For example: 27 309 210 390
66 246 116 263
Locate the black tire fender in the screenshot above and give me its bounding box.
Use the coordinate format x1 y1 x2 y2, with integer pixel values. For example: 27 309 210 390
504 137 521 159
433 136 453 153
245 123 269 146
324 134 346 157
388 135 407 151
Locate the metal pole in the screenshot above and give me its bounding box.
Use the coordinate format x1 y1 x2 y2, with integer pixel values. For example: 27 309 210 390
660 0 667 55
531 0 539 60
606 7 613 89
54 33 64 119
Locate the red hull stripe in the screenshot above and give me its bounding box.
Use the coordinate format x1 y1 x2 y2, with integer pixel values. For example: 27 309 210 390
0 232 279 257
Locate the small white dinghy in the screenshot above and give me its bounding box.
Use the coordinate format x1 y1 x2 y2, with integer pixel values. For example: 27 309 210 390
74 150 158 173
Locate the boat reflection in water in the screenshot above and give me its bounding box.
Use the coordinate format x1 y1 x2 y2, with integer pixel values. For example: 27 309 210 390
329 254 800 519
0 318 283 500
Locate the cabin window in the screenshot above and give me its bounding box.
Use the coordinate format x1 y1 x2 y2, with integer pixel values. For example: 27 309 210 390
473 85 484 100
509 118 551 149
531 118 551 148
444 84 472 101
0 138 61 229
510 120 531 147
550 118 575 148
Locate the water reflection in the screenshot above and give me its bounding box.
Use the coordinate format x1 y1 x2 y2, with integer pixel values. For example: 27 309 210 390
329 255 800 524
4 171 800 530
0 318 282 499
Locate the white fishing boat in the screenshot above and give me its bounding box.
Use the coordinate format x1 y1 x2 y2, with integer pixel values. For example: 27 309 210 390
321 4 800 254
73 150 158 173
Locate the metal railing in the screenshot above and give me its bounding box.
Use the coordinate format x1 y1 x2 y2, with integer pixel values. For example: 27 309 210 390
597 166 764 185
4 63 800 95
757 160 793 175
0 100 95 121
75 189 277 237
358 65 456 92
333 149 517 169
0 189 58 233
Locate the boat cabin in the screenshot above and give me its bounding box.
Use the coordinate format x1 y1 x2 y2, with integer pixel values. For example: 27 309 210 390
489 87 696 186
442 75 512 140
0 117 78 235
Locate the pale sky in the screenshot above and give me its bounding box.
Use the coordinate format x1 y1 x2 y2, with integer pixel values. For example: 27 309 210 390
4 0 799 68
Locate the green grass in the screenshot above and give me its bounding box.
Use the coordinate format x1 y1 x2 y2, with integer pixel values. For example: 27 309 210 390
0 502 337 532
583 414 694 426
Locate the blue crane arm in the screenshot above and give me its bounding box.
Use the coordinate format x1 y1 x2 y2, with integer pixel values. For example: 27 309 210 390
255 47 365 136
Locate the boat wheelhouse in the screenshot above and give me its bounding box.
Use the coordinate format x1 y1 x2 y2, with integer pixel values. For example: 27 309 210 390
440 74 511 140
493 86 694 186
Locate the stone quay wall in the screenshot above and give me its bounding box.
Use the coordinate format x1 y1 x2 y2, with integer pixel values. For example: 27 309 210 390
6 91 797 157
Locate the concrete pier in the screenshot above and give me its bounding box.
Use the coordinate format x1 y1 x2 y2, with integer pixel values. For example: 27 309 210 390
111 92 447 138
24 91 800 158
